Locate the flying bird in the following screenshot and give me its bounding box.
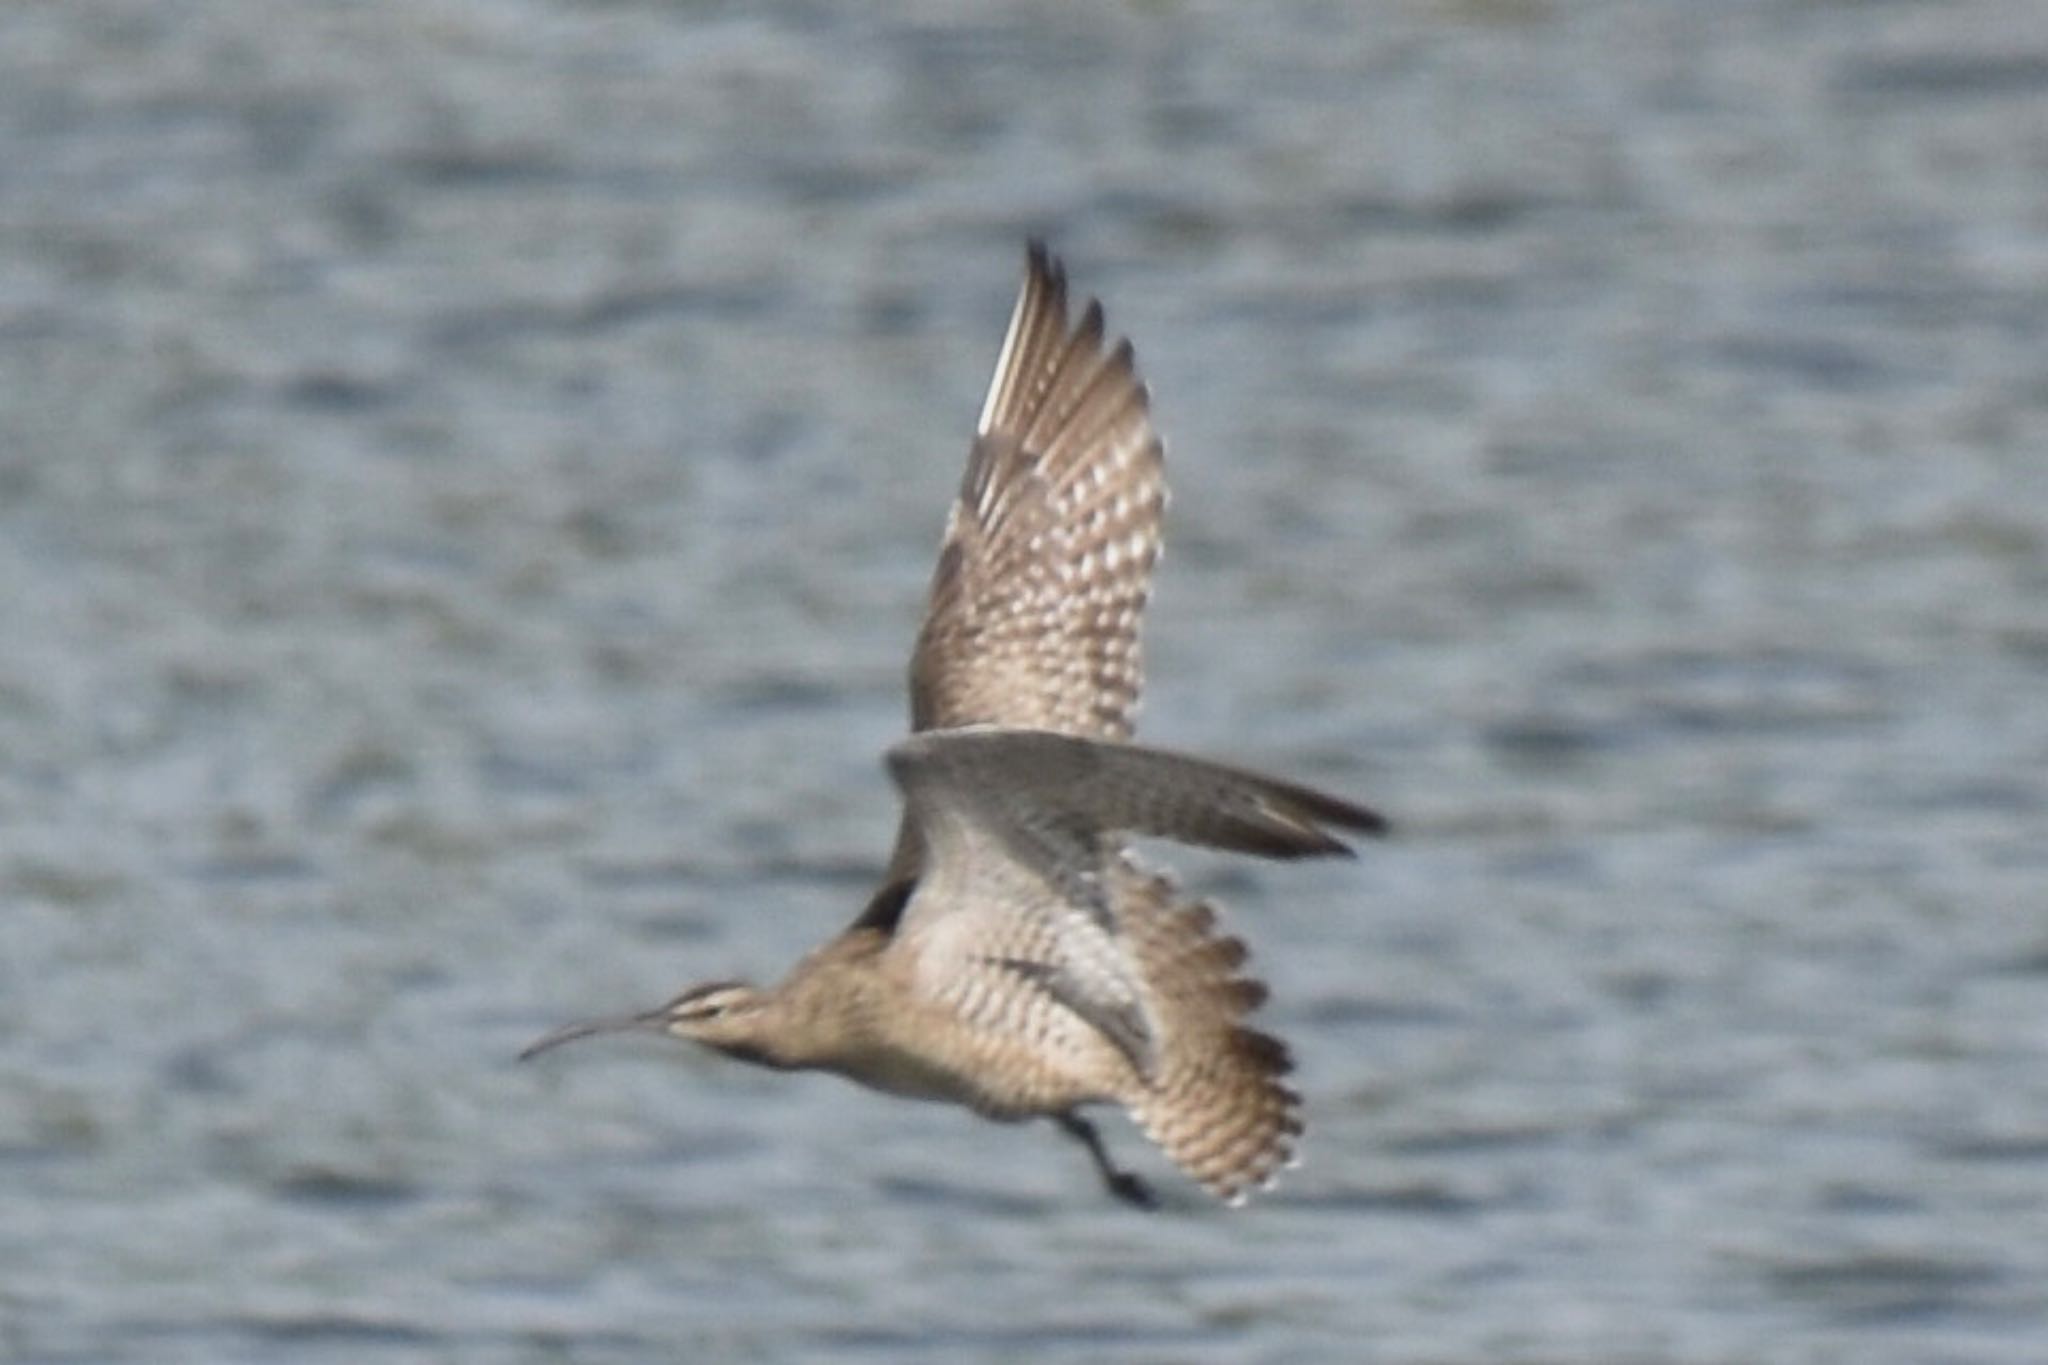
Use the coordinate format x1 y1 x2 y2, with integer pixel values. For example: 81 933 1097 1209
522 244 1385 1207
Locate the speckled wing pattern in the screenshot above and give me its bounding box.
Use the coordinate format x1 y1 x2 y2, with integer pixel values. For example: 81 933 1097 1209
907 242 1165 741
880 246 1382 1202
882 245 1173 1082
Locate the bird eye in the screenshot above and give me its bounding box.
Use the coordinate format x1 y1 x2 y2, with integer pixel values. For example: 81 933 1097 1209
676 993 729 1021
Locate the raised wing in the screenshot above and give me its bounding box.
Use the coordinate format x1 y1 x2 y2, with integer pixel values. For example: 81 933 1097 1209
908 243 1166 741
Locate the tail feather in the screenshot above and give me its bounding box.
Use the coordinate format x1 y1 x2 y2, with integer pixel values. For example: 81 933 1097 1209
1114 863 1302 1203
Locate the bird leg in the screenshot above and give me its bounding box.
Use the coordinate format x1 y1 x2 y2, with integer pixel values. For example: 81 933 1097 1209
1055 1111 1156 1209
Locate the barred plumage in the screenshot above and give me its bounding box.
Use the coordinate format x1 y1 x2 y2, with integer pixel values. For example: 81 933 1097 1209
1115 863 1303 1204
910 241 1164 742
524 243 1385 1207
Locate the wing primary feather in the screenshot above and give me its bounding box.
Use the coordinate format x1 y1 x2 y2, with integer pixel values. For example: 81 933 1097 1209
907 244 1167 743
977 242 1068 438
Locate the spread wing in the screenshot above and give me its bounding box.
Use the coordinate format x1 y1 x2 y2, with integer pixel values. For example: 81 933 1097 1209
907 242 1166 742
890 729 1385 901
882 727 1385 1075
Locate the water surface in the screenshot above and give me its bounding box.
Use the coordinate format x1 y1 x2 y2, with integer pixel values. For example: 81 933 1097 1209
3 2 2046 1361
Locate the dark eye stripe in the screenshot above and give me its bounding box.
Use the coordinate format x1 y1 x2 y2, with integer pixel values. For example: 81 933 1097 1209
667 980 747 1014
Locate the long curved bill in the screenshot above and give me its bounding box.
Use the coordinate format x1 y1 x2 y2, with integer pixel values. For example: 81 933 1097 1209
518 1005 667 1061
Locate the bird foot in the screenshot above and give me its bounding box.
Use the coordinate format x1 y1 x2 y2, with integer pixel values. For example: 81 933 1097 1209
1105 1169 1158 1210
1055 1110 1158 1211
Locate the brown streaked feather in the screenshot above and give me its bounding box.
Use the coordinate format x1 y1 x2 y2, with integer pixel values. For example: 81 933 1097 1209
1115 860 1301 1203
871 252 1377 1204
908 242 1166 743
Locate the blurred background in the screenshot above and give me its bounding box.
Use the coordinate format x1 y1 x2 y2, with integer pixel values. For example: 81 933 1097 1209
4 1 2047 1361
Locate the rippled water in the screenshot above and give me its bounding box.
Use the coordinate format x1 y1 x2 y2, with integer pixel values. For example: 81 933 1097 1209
5 2 2048 1361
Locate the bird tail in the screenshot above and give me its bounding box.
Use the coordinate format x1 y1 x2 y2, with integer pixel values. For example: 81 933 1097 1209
1116 861 1302 1203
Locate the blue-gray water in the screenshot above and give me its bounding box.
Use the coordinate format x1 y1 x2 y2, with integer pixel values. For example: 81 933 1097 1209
5 2 2047 1361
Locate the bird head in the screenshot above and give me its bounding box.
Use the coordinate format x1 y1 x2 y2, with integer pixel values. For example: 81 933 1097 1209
519 980 773 1063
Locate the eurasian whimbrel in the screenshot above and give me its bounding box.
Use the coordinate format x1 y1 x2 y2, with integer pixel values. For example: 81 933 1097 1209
522 244 1386 1207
